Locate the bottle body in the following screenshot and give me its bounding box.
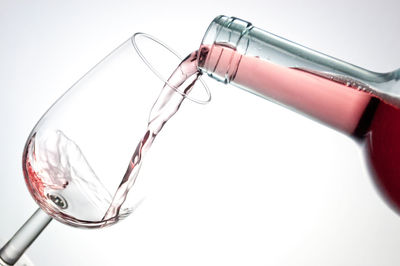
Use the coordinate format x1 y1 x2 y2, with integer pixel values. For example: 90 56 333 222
198 15 400 213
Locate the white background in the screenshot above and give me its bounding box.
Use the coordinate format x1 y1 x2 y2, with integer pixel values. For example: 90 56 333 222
1 1 400 265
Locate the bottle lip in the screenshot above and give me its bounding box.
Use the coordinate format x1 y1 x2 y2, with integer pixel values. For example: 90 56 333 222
198 15 253 83
200 15 253 50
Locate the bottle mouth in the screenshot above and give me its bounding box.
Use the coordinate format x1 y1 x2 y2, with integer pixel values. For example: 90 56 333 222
198 15 253 83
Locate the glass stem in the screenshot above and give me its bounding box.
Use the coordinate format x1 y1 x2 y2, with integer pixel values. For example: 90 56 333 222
0 208 52 265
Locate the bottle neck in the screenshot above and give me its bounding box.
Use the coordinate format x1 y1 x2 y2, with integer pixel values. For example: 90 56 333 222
198 16 395 135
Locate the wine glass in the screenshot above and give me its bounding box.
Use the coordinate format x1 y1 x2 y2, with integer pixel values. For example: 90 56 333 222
22 33 210 228
0 32 209 265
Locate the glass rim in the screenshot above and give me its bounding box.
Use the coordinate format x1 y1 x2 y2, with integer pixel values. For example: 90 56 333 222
131 32 211 104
